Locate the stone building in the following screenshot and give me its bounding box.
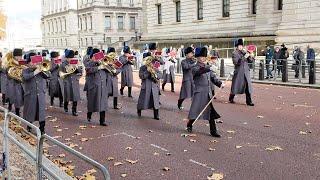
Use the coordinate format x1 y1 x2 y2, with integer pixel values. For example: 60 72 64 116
0 0 6 41
137 0 319 54
41 0 142 52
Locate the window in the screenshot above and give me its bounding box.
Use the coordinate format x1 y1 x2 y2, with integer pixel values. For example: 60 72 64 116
80 17 82 30
222 0 230 17
118 16 124 30
91 37 93 45
117 0 122 6
105 0 109 5
176 1 181 22
157 4 162 24
64 19 66 32
104 16 111 30
252 0 257 14
85 38 88 46
130 16 136 30
278 0 283 10
84 16 87 30
197 0 203 20
119 37 124 41
90 16 93 30
105 37 111 44
129 0 134 6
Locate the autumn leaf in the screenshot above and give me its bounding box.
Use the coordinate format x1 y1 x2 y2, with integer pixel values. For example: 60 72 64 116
125 159 138 164
52 136 62 139
121 174 127 178
81 138 89 142
126 147 133 150
153 152 159 156
236 146 242 149
257 115 264 119
299 131 308 135
58 154 66 158
265 145 283 151
226 130 235 134
56 129 63 132
207 172 224 180
91 125 96 128
69 143 78 148
49 118 57 122
189 139 197 142
53 125 60 128
165 153 171 156
264 124 272 127
148 130 154 133
114 162 123 166
87 169 97 174
75 132 82 136
162 167 170 171
209 148 215 151
107 157 115 161
64 138 71 141
210 140 218 143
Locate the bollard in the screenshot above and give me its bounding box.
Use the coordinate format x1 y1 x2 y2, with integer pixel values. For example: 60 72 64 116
282 60 288 82
220 59 225 77
259 61 264 80
309 60 316 84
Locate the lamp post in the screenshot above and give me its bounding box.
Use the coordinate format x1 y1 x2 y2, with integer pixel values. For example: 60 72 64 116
77 0 81 50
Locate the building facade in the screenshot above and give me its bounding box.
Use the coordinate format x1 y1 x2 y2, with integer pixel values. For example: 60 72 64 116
0 0 6 41
138 0 320 52
41 0 142 51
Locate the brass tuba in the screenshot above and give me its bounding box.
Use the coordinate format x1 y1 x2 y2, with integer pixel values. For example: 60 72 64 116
144 56 159 83
101 52 117 75
6 52 27 82
59 64 78 79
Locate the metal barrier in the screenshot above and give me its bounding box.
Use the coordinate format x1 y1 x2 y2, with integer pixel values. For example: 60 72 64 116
0 107 110 180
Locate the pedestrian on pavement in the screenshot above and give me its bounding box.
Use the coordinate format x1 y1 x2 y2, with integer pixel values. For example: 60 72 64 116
48 51 63 107
7 49 24 116
265 45 274 79
83 48 108 126
162 48 176 92
61 50 83 116
177 47 196 110
22 52 50 134
306 45 315 72
273 47 282 76
187 47 224 137
137 54 163 120
293 47 306 78
119 46 134 98
106 47 122 109
279 43 289 74
229 39 255 106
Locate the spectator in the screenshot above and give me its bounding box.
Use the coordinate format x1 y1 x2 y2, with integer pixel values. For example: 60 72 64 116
265 45 274 79
279 43 289 74
273 47 282 76
293 47 306 78
210 47 220 58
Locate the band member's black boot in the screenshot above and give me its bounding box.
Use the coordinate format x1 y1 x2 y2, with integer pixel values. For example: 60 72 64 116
153 108 160 120
87 112 92 122
209 119 221 138
64 101 68 112
39 121 46 135
177 99 184 110
162 83 165 91
72 101 78 116
99 111 107 126
8 102 12 112
137 109 142 117
50 97 54 106
120 87 124 96
15 108 20 117
113 97 121 109
229 94 235 103
187 119 195 133
2 94 6 105
128 87 133 98
246 94 255 106
171 83 175 92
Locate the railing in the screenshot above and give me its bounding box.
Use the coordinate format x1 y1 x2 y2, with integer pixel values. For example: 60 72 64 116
0 107 110 180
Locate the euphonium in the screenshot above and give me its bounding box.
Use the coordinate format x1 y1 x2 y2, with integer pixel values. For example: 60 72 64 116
59 64 78 79
6 52 27 82
102 52 117 75
144 56 159 83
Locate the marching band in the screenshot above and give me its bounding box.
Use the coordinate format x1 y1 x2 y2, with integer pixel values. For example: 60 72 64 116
0 39 256 137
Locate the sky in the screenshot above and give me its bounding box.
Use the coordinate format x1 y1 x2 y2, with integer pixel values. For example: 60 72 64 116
5 0 42 48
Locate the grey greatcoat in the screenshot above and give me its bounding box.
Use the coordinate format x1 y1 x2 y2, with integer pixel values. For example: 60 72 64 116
162 58 176 83
137 65 163 110
22 69 50 123
60 61 82 102
106 70 120 97
188 64 222 121
119 55 134 87
48 61 63 97
179 58 196 100
0 69 8 94
84 61 108 112
7 78 24 108
230 50 254 95
83 55 91 92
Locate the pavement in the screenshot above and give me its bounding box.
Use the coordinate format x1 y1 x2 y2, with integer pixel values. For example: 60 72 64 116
42 72 320 180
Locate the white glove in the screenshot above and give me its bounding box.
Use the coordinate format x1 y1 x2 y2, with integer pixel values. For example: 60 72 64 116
244 53 250 59
210 65 217 72
33 69 41 75
221 83 225 89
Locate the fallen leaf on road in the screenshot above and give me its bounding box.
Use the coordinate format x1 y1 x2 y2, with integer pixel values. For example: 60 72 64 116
207 172 224 180
53 125 60 128
91 125 96 128
64 128 69 130
126 147 133 150
305 122 311 126
79 147 83 150
264 124 272 127
148 130 154 133
58 154 66 158
216 120 223 123
87 169 97 174
181 134 197 137
166 153 171 156
49 118 57 122
107 157 115 161
153 152 159 156
163 167 170 171
257 115 264 119
265 146 283 151
226 130 235 134
183 150 188 152
209 148 215 151
46 116 53 119
52 136 62 139
236 146 242 149
81 138 89 142
65 138 71 141
189 139 197 142
79 125 87 130
210 140 218 143
69 143 78 148
121 174 127 178
277 96 282 99
299 131 308 135
125 159 138 164
56 129 62 132
114 162 123 166
74 132 82 136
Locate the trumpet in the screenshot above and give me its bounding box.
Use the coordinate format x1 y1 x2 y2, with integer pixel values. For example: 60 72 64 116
36 59 51 75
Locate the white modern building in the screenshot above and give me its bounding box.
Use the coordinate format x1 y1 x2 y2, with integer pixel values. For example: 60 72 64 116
41 0 142 52
137 0 320 54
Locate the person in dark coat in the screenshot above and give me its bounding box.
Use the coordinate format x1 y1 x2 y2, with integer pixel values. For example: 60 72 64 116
83 47 93 92
279 43 289 74
106 47 121 109
162 48 176 92
265 46 274 79
22 54 50 134
137 54 163 120
48 51 63 107
0 54 8 105
229 39 255 106
61 50 83 116
7 49 24 116
187 47 224 137
293 47 306 78
84 48 108 126
273 47 282 76
119 46 134 97
177 47 196 110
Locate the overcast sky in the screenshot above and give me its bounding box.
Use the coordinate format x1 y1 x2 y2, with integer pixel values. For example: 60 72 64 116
6 0 41 43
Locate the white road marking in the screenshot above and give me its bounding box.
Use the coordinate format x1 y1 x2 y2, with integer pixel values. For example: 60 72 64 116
121 132 138 139
150 144 168 152
189 159 215 171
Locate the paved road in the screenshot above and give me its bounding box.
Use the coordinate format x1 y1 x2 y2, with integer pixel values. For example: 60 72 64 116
43 72 320 180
